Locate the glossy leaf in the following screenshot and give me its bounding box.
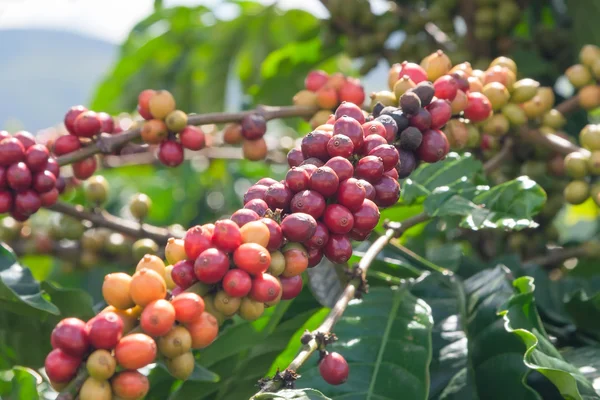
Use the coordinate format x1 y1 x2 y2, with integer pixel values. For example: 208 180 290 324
0 366 40 400
562 346 600 395
296 287 433 400
306 259 344 308
252 389 332 400
500 276 600 399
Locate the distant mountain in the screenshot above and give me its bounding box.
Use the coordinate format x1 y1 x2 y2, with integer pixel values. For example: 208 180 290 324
0 29 117 132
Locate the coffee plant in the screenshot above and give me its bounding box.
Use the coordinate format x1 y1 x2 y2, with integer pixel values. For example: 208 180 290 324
1 1 600 400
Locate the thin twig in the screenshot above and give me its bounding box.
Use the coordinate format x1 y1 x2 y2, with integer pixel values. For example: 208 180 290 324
519 127 590 157
555 94 580 115
46 201 179 244
483 138 514 173
255 213 430 394
57 105 317 166
524 244 590 268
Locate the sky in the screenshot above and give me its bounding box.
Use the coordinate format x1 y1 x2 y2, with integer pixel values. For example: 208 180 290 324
0 0 328 43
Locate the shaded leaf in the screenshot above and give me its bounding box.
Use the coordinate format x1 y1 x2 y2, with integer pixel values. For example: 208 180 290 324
252 388 331 400
41 281 95 321
500 276 600 399
564 290 600 340
296 287 433 400
562 346 600 395
306 259 344 308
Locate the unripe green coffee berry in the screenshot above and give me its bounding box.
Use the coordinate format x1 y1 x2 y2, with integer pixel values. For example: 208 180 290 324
564 180 590 205
541 109 566 129
104 232 129 255
132 238 159 260
501 103 527 126
482 114 510 137
129 193 152 220
393 76 416 98
511 79 539 103
565 64 593 88
81 229 105 252
591 184 600 207
84 176 109 205
482 82 510 110
580 44 600 68
587 151 600 175
165 110 188 133
580 124 600 151
369 91 397 108
564 152 589 179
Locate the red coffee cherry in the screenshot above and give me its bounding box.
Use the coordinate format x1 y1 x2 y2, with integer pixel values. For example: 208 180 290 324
264 182 293 211
243 184 268 203
184 225 212 260
353 199 380 231
361 134 388 155
305 70 329 92
45 348 82 383
0 138 25 166
280 275 303 300
73 111 102 138
250 273 282 303
51 318 89 357
180 126 206 150
171 292 205 323
72 157 97 180
417 129 450 163
307 247 323 267
333 116 364 150
25 144 49 172
324 157 353 181
304 221 330 249
212 219 242 252
241 113 267 140
158 140 184 167
86 311 124 349
231 208 260 228
373 175 401 207
327 134 354 159
285 167 310 193
309 166 339 198
244 199 269 216
64 105 88 134
222 268 252 298
281 212 317 242
233 243 271 275
32 170 56 193
337 178 366 212
354 156 384 184
53 135 82 156
14 190 41 216
323 234 353 264
433 75 459 101
323 204 354 234
260 218 284 251
398 61 427 84
98 112 115 133
111 370 150 400
334 101 365 124
290 190 326 219
301 130 331 161
7 162 32 191
0 191 12 214
464 92 493 122
194 248 229 284
287 148 305 167
14 131 35 149
319 352 349 385
368 144 399 171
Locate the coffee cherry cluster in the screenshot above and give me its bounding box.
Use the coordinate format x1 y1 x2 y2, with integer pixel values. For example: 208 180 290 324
293 70 366 129
137 89 206 167
565 45 600 111
45 253 217 398
563 124 600 207
0 130 62 221
220 114 269 161
54 105 120 180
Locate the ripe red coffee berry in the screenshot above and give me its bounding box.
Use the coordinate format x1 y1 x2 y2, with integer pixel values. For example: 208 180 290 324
243 184 268 203
244 199 269 216
264 182 293 211
337 178 366 212
45 158 60 179
464 92 493 122
281 212 317 242
64 105 88 134
301 131 332 161
45 349 81 383
194 248 229 284
14 190 41 216
40 188 59 207
300 163 318 179
373 175 401 207
287 148 305 167
72 157 97 180
260 218 284 251
362 120 388 141
433 75 459 101
137 89 156 120
427 99 452 129
14 131 35 149
301 157 325 168
349 228 371 241
353 199 380 231
98 112 115 133
0 167 5 188
324 157 353 181
51 318 89 357
233 243 271 275
158 140 184 167
304 221 330 249
354 156 384 184
333 116 364 150
417 129 450 163
180 126 206 150
231 208 260 227
140 299 175 337
309 166 339 198
323 234 353 264
171 292 205 323
361 134 388 155
53 135 81 156
7 162 32 191
398 61 427 84
171 259 198 289
73 111 102 137
339 78 365 107
280 275 303 300
409 108 432 132
33 170 56 193
368 144 399 171
285 167 310 192
114 333 157 370
327 134 354 159
184 225 212 260
0 191 12 213
222 268 252 297
323 204 354 234
307 247 323 267
319 352 349 385
358 179 376 200
250 273 282 303
112 370 150 399
25 144 49 172
87 311 123 349
305 70 329 92
0 138 25 166
241 113 267 140
334 101 365 124
212 219 242 252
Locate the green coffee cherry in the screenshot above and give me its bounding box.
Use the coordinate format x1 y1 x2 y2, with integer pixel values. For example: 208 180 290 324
84 176 109 206
132 238 159 260
564 152 589 179
564 180 590 205
129 193 152 221
580 124 600 151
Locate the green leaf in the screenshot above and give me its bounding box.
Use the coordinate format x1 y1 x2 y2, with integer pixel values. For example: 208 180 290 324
0 244 59 317
252 389 331 400
461 176 546 231
306 260 344 308
562 346 600 396
402 152 483 205
0 366 41 400
500 276 600 399
41 282 95 321
157 361 219 382
567 0 600 52
564 290 600 340
296 287 433 400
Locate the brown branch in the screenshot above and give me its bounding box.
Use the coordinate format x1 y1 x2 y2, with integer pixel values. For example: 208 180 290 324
57 105 318 166
555 94 580 115
483 138 514 173
518 127 590 157
254 213 430 395
524 244 590 269
46 201 179 244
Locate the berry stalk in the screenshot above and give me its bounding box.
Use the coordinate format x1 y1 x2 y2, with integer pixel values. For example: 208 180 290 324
56 105 318 166
254 212 429 395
